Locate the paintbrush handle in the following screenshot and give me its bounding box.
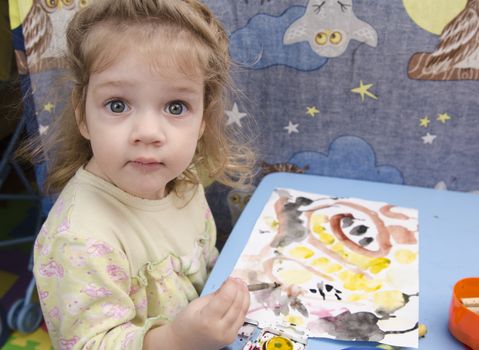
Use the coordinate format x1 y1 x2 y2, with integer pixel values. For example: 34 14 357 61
247 282 279 292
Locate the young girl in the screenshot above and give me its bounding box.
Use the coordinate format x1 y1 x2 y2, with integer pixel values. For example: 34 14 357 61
32 0 256 349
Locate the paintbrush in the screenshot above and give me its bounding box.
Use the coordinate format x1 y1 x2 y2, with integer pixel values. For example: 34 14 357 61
247 282 281 292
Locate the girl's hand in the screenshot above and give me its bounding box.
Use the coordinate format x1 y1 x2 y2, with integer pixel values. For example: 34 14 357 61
169 277 250 350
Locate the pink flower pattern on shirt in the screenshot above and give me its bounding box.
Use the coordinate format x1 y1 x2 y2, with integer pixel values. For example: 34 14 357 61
39 261 64 278
102 303 130 319
107 264 128 281
87 240 113 256
67 245 89 268
53 198 64 216
136 297 147 312
59 336 79 350
49 307 61 320
81 283 112 298
121 330 136 349
40 242 52 256
128 284 140 296
57 218 70 234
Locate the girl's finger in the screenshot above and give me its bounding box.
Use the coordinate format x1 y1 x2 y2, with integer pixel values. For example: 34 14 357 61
232 287 251 331
202 278 238 319
221 281 249 328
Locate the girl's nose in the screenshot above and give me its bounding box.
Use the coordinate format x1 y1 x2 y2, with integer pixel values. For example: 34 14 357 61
130 111 165 145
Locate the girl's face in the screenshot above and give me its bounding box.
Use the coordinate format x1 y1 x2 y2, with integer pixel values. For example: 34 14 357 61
78 46 205 199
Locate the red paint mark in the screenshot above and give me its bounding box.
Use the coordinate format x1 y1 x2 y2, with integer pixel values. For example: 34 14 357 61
380 204 410 220
388 225 417 244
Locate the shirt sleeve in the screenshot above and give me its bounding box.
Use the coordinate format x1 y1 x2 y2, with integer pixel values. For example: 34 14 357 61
34 231 165 350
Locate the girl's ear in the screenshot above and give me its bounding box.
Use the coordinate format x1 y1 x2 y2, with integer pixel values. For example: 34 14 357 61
73 89 90 140
198 120 206 139
74 102 90 140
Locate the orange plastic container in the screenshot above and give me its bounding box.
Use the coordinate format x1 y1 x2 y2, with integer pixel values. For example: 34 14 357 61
449 277 479 350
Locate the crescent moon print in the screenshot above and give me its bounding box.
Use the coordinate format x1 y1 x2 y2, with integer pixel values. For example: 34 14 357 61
408 0 479 80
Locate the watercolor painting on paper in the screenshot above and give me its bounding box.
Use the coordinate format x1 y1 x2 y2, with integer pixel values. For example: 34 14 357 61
231 188 419 348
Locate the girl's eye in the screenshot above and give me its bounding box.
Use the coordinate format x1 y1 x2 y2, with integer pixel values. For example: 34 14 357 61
106 100 128 113
166 101 187 116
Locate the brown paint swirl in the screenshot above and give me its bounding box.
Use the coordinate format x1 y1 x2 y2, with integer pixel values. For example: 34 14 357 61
330 201 392 257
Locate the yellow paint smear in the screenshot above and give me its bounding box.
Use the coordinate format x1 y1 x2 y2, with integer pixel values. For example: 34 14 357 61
312 257 329 266
348 293 368 302
373 290 405 313
394 249 417 264
367 257 391 274
317 231 335 245
285 314 305 326
329 242 391 274
264 216 279 230
289 246 314 259
339 271 382 292
311 214 328 232
346 250 371 269
331 242 347 256
312 257 342 273
266 336 295 350
278 269 313 285
325 263 342 273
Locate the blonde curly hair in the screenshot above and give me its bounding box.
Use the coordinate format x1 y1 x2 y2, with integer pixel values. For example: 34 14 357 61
35 0 255 195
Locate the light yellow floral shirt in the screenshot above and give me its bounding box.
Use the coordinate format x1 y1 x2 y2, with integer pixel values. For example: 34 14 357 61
33 167 218 350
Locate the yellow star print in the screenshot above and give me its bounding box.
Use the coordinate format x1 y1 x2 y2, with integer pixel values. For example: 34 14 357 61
419 116 430 127
437 113 451 123
306 106 320 117
351 81 378 102
43 102 55 112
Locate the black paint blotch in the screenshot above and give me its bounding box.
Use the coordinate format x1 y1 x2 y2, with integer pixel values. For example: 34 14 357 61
358 237 373 246
295 196 314 206
316 311 418 342
350 225 369 236
319 289 326 300
290 298 309 317
341 216 354 228
271 194 311 247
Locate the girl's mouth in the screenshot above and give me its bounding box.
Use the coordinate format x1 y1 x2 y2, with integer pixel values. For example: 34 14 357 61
129 160 164 171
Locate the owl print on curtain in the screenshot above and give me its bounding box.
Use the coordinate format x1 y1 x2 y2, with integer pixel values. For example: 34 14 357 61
22 0 88 73
408 0 479 80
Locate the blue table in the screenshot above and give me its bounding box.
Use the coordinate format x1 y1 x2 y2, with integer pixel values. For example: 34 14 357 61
203 172 479 349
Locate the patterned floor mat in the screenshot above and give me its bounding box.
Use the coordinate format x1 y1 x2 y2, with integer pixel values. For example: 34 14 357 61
1 328 52 350
0 250 51 350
